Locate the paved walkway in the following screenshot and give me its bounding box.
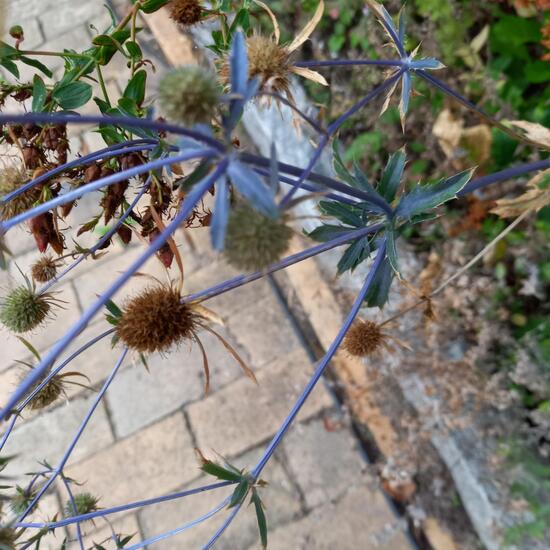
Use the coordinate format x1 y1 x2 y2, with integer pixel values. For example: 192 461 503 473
1 1 410 548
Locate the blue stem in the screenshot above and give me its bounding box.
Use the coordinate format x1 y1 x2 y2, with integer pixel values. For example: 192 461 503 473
1 149 217 232
252 241 387 476
203 501 243 550
18 348 129 522
1 140 158 204
184 223 383 305
16 481 235 529
60 474 85 550
38 177 153 294
124 497 231 550
0 161 227 424
294 59 403 68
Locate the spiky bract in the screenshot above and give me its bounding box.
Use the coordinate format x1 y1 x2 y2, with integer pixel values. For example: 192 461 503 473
116 286 199 353
9 486 37 516
158 66 220 126
0 286 53 333
224 203 292 271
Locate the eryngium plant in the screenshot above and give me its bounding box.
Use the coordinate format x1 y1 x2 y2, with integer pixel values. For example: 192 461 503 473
0 1 548 548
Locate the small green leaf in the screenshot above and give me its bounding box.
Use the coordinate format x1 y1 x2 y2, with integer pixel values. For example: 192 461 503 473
126 41 143 61
229 479 250 508
378 149 406 202
318 200 363 227
52 81 93 110
138 0 171 14
0 58 19 78
19 55 53 78
307 224 354 243
396 168 474 219
385 225 400 277
32 75 47 112
251 489 268 549
337 236 371 274
364 253 395 309
105 299 123 319
200 460 243 482
123 69 147 106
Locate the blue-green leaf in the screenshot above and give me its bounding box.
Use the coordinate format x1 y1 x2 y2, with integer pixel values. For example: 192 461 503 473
378 149 406 203
251 489 268 549
396 168 474 219
364 253 394 308
318 200 363 227
307 224 354 243
386 224 400 277
229 479 250 508
337 237 371 274
211 176 230 251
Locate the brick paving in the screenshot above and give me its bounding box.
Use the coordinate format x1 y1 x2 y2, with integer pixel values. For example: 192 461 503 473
0 1 411 548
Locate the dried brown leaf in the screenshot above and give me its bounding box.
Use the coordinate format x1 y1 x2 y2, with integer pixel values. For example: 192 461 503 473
287 0 324 53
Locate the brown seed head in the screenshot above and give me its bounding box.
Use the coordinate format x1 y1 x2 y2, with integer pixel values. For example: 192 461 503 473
20 369 65 410
343 319 386 357
116 286 199 353
31 255 59 283
220 34 292 97
169 0 203 26
0 165 41 221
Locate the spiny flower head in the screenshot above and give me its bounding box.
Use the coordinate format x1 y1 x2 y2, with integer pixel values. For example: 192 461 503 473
0 281 58 333
224 202 293 272
9 486 37 516
344 319 391 358
219 1 327 102
158 66 220 126
116 286 200 354
64 492 99 518
0 165 41 222
169 0 203 26
21 369 65 410
31 255 59 283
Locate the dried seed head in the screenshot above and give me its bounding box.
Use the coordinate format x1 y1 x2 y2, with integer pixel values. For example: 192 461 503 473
158 66 220 126
0 165 41 221
220 34 292 98
20 369 65 410
0 527 17 550
169 0 203 26
224 203 293 271
0 285 54 333
116 286 199 353
31 255 59 283
343 319 387 357
64 492 99 518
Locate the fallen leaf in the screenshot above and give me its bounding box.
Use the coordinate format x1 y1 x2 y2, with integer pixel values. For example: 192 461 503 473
506 120 550 150
491 169 550 218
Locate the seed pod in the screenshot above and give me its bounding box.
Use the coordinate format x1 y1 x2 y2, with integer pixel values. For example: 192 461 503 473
117 286 199 353
158 66 220 126
149 229 174 268
22 146 42 169
117 224 132 245
85 163 101 183
169 0 203 26
224 203 292 271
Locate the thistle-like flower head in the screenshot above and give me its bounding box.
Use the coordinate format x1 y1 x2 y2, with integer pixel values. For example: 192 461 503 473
31 255 59 283
169 0 203 27
64 492 100 518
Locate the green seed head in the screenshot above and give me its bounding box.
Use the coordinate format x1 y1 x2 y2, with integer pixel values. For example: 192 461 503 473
9 486 37 516
158 66 220 126
64 492 100 518
0 285 52 333
224 203 293 271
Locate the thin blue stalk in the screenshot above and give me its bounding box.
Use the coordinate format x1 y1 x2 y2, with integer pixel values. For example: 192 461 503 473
460 159 550 195
184 223 384 304
294 59 403 68
0 113 224 151
16 481 235 529
252 241 387 476
0 328 115 452
253 167 358 205
60 475 85 550
18 348 129 522
1 149 217 231
327 69 405 134
38 177 153 294
124 497 231 550
1 140 158 203
203 501 243 550
0 161 227 423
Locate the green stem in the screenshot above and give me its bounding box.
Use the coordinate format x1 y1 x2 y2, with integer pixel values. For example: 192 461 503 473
96 63 111 107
